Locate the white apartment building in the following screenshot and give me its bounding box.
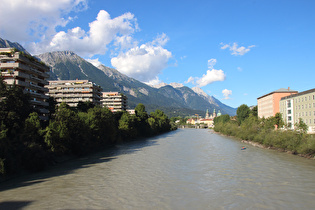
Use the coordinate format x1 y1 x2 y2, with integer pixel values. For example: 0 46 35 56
47 80 102 107
102 92 127 112
280 88 315 134
0 48 50 119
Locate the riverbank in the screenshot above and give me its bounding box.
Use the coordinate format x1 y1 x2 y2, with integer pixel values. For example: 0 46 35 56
240 139 315 160
213 113 315 160
213 128 315 160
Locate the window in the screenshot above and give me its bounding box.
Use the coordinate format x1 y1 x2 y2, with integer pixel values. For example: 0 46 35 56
287 100 291 108
288 110 291 114
288 116 292 121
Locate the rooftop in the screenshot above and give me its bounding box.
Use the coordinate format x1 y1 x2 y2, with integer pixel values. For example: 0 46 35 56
257 87 298 99
281 88 315 100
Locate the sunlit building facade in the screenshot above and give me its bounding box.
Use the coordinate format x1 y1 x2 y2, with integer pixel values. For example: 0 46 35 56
0 48 50 119
257 88 298 118
280 88 315 133
47 80 102 107
102 92 127 112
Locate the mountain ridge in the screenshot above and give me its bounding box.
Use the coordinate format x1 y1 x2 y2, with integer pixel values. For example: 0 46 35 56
1 37 236 117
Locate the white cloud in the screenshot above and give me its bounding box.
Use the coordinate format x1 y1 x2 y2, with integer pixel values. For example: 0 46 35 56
144 77 162 86
111 34 172 83
0 0 87 42
185 76 195 84
237 67 243 72
220 42 255 56
208 58 217 69
86 58 102 67
29 10 139 56
196 69 225 87
222 89 232 100
186 59 226 87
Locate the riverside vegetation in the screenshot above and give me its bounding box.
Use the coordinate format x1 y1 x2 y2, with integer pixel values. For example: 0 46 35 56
214 104 315 158
0 76 176 178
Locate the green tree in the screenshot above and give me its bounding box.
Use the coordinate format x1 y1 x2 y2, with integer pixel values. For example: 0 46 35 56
135 103 148 121
44 103 86 155
84 106 117 145
76 101 95 112
274 112 284 129
214 114 230 125
150 109 171 133
22 112 43 146
118 112 138 139
147 117 157 133
251 106 258 118
236 104 250 125
0 81 33 139
47 97 57 119
134 103 151 136
295 118 308 134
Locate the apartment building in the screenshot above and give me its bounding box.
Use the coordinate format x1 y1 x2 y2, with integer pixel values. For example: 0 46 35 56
102 92 127 112
257 88 298 118
47 80 102 107
0 48 50 119
280 88 315 133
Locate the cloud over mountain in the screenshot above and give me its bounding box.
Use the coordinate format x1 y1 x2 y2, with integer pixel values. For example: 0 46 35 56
29 10 138 56
222 89 232 100
111 34 172 84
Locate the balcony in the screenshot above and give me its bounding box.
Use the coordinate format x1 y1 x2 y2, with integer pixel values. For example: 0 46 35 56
4 79 29 87
15 54 50 72
30 100 49 107
27 91 50 100
2 62 49 78
1 70 48 85
30 83 49 92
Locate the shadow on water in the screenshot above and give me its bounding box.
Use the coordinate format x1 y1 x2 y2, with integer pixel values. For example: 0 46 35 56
0 131 175 193
0 201 33 210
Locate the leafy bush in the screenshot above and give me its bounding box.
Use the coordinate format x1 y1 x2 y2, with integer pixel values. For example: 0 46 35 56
214 104 315 157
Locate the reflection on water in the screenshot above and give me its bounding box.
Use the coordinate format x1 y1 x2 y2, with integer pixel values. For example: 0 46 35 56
1 129 315 209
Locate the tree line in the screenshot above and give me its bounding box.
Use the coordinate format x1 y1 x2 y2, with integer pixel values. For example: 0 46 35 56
213 104 315 157
0 76 176 177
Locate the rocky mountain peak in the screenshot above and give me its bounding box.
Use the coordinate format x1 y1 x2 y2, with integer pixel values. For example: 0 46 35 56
0 37 30 54
169 82 184 88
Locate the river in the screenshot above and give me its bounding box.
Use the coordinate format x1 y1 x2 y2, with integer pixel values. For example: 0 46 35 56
1 129 315 209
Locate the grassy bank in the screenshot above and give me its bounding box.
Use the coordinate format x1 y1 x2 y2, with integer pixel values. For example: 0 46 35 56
214 113 315 159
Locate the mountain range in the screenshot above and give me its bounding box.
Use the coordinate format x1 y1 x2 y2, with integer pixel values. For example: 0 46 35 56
0 37 236 117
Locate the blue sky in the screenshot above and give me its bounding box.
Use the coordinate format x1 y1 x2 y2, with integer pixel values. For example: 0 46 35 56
1 0 314 108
